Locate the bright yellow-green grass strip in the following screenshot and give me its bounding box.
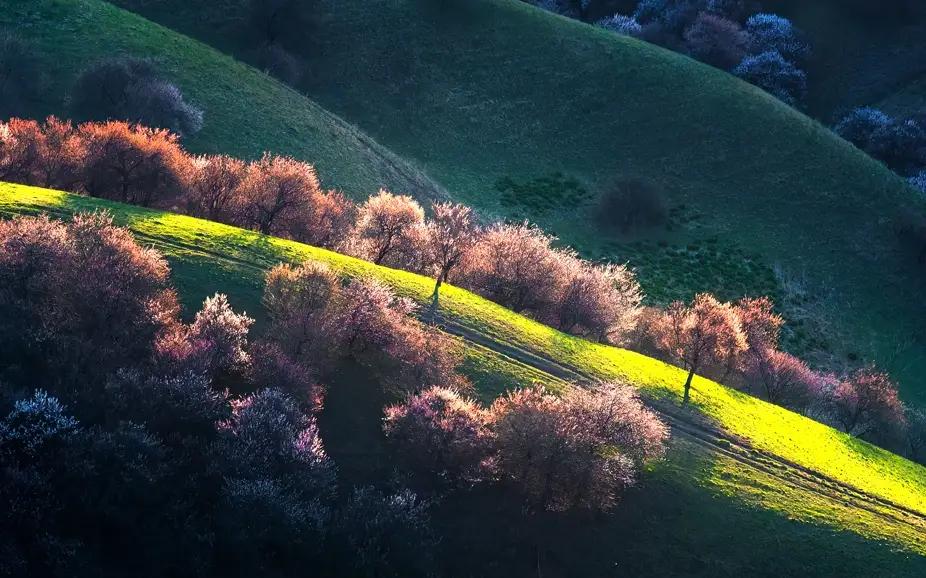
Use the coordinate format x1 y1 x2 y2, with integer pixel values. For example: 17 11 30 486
2 183 925 519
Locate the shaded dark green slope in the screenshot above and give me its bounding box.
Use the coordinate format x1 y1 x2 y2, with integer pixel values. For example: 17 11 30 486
111 0 925 402
1 0 446 201
765 0 926 120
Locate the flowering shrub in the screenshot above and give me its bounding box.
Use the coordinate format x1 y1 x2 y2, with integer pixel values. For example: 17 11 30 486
734 50 806 106
384 386 493 484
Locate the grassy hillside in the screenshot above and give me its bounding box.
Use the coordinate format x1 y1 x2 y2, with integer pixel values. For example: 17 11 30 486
3 183 925 575
108 0 926 404
0 0 446 202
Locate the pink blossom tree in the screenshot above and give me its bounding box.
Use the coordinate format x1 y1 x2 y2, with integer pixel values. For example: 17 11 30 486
652 293 747 403
352 189 426 267
383 386 492 484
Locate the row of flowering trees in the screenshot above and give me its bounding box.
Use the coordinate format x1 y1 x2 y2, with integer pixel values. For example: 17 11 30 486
637 294 910 449
259 256 670 512
0 116 917 458
0 116 643 343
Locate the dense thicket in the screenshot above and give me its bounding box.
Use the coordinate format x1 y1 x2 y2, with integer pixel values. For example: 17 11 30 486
0 213 683 575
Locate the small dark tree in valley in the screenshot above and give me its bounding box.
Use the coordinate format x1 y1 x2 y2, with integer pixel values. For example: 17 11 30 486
596 179 667 233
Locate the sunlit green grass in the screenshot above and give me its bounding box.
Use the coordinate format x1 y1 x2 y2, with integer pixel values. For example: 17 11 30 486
3 184 925 559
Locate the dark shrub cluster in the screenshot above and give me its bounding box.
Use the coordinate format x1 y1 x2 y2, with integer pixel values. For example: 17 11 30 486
71 57 203 136
835 107 926 177
596 178 668 233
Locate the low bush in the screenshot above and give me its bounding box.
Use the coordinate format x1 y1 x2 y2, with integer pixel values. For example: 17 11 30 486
489 383 668 512
383 386 493 485
684 12 749 70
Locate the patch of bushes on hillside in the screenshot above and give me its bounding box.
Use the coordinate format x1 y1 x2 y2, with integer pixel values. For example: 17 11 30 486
495 172 591 217
526 0 810 107
0 212 674 575
608 237 781 305
834 107 926 178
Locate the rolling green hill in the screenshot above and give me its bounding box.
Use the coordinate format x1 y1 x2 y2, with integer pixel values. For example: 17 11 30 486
3 183 925 576
0 0 446 202
104 0 926 405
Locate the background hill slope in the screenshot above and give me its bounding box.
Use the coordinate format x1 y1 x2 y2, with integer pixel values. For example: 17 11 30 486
0 0 446 202
108 0 926 403
2 183 925 577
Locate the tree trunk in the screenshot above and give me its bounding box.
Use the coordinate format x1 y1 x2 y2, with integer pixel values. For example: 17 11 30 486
683 368 696 404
